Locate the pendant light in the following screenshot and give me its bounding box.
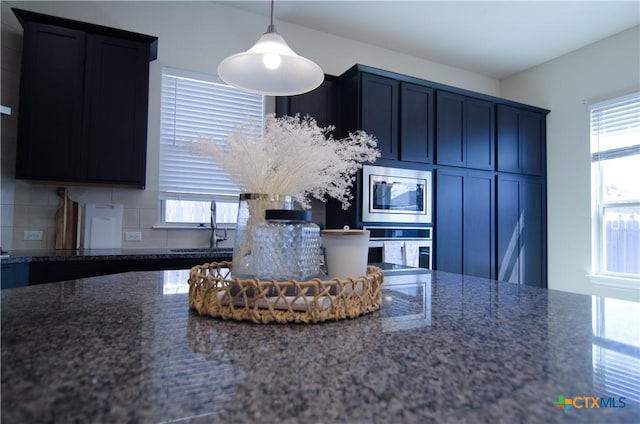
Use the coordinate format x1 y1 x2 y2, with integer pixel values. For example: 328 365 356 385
217 0 324 96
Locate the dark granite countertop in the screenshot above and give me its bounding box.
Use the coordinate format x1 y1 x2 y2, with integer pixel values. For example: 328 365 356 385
1 247 234 264
2 270 639 423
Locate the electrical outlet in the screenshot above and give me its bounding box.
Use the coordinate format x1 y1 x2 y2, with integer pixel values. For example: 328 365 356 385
125 231 142 241
23 230 43 241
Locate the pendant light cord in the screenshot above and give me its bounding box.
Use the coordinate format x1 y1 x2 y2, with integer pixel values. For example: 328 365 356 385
267 0 276 33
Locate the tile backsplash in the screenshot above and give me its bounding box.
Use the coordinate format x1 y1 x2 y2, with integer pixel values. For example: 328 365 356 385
6 180 326 251
7 182 237 250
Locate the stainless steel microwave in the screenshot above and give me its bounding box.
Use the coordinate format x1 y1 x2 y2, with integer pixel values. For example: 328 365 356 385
362 165 432 224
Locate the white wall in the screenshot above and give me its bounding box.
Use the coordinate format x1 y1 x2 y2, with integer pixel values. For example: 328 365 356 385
0 0 499 251
501 26 640 297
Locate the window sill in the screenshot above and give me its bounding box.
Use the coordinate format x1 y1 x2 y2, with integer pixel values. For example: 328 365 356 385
153 224 236 230
588 273 639 285
587 274 640 301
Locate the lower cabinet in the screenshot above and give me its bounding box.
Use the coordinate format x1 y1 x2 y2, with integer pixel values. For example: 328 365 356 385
497 174 547 287
435 170 546 286
1 262 30 289
435 168 495 279
435 169 464 273
27 256 232 285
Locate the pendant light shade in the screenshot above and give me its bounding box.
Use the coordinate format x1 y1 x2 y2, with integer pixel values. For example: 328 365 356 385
217 1 324 96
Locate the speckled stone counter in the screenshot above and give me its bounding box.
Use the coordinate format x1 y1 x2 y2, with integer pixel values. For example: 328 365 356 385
2 247 234 264
2 270 639 423
1 248 233 288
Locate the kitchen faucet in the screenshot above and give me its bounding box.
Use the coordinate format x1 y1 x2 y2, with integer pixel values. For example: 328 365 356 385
210 200 227 248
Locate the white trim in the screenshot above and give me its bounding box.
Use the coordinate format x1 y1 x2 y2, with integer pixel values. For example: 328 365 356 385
153 224 236 230
588 274 640 302
588 273 640 286
163 66 226 86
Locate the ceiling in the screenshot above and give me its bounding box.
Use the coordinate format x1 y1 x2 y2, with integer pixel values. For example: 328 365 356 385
220 0 640 80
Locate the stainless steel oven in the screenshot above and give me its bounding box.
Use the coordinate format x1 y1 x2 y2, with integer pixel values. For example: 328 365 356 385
362 165 432 224
366 226 432 270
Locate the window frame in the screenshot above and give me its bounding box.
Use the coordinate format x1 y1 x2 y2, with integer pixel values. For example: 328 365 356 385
590 92 640 280
157 67 265 227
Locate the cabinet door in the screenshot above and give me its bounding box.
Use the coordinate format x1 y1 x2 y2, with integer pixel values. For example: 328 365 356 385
84 34 149 186
497 175 546 287
520 110 545 176
466 98 495 171
276 78 335 128
497 105 546 176
361 73 398 160
400 83 434 163
1 262 30 289
496 105 520 173
436 168 495 278
16 22 86 181
435 169 464 274
436 91 465 166
436 92 494 170
496 175 520 283
520 176 546 286
463 171 495 279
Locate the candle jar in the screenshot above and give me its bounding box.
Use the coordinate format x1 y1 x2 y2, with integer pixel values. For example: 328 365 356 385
252 209 321 281
232 194 293 279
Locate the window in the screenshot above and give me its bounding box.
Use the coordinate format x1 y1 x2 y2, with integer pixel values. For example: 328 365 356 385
592 296 640 406
590 93 640 279
159 67 264 225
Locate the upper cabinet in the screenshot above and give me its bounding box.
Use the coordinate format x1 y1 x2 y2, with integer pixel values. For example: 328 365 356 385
13 9 158 188
436 91 494 170
275 76 337 128
360 73 399 160
340 68 434 164
497 104 546 176
400 83 434 164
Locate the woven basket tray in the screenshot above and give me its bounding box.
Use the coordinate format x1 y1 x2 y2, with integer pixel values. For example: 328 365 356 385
188 261 384 324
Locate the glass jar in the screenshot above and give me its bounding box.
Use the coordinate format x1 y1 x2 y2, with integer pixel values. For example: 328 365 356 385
252 209 321 281
232 194 293 279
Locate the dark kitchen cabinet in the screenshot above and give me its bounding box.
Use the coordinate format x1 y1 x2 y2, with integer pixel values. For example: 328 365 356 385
14 9 157 187
360 73 399 160
497 174 547 287
275 75 337 128
464 171 495 279
497 104 546 176
435 168 495 279
1 262 29 289
339 67 435 164
15 22 86 181
320 64 549 285
435 169 464 273
339 69 399 161
436 91 494 170
400 83 434 163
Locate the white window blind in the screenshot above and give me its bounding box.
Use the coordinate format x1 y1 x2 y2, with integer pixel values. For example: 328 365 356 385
591 93 640 158
159 67 264 200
